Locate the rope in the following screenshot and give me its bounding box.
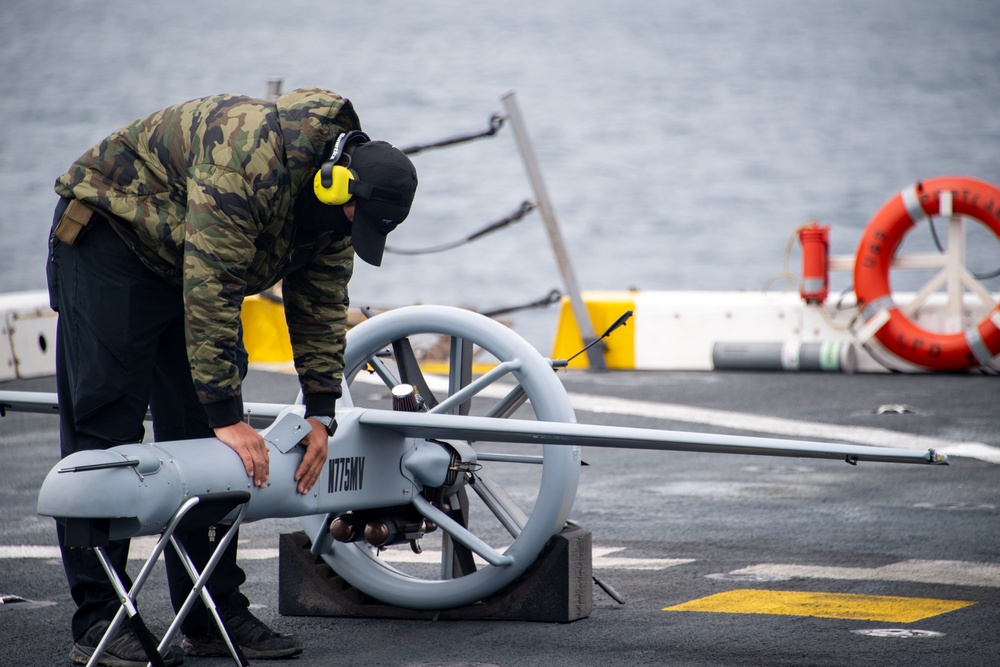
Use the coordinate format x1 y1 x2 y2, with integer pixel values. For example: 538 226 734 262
928 216 1000 280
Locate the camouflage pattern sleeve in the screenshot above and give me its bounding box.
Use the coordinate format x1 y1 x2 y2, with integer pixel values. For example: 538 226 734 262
281 235 354 417
183 164 271 427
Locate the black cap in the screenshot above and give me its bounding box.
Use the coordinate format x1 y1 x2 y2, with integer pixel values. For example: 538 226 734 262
348 141 418 266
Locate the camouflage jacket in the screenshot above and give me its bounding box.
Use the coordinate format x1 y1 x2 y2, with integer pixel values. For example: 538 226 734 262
54 88 361 427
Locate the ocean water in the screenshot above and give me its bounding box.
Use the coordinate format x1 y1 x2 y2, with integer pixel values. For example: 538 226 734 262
2 0 998 350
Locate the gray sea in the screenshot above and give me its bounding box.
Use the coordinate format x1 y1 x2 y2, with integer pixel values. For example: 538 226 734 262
2 0 999 350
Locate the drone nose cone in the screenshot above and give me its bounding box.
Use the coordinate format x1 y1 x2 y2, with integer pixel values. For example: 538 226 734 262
37 445 184 539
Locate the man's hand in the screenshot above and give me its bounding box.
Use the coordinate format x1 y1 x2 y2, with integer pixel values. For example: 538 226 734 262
214 421 270 488
297 419 332 494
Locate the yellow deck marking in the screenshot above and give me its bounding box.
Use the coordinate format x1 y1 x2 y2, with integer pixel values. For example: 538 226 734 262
663 589 976 623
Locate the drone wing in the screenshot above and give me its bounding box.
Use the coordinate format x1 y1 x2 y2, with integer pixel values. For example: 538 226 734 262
359 410 947 466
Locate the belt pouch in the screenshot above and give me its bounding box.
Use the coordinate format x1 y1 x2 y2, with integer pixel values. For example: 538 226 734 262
54 199 95 246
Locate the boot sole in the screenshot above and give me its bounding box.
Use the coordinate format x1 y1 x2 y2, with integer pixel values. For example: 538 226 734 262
69 643 184 667
181 637 303 659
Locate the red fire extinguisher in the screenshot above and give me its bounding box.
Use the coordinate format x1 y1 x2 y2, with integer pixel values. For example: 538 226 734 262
798 221 829 304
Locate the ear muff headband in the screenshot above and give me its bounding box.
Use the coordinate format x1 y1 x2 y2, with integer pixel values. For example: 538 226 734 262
314 130 371 205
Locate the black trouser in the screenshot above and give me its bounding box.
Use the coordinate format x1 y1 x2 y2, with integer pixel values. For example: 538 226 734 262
47 199 249 641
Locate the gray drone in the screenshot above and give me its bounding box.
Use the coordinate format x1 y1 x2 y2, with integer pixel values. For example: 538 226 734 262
2 306 945 612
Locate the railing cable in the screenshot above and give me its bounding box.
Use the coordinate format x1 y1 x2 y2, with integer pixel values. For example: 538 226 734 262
386 200 535 256
399 114 506 156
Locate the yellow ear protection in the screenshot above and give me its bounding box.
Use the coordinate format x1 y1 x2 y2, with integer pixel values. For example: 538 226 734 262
313 130 371 205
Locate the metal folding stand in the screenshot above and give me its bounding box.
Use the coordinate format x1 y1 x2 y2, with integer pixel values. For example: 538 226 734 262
88 491 253 667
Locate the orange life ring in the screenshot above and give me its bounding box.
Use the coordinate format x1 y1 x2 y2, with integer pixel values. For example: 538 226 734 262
853 176 1000 371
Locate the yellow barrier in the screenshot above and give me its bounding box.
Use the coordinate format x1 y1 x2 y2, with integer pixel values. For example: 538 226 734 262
551 291 636 370
242 294 293 365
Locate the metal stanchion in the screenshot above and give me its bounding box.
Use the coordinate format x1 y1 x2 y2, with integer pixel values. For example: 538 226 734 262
501 91 606 370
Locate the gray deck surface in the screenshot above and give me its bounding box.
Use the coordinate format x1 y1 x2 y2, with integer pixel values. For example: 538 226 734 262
1 369 997 667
